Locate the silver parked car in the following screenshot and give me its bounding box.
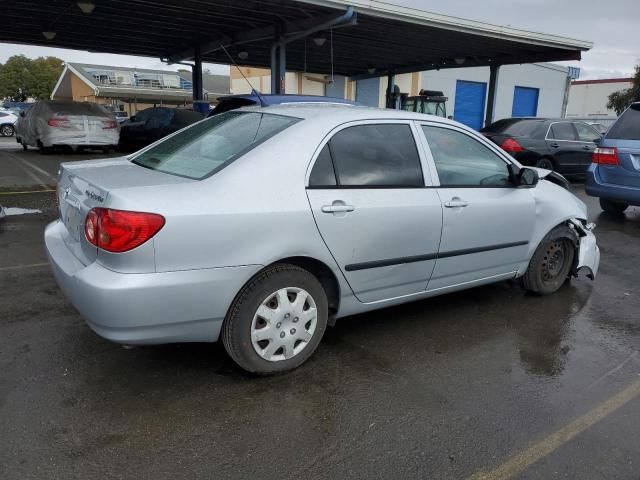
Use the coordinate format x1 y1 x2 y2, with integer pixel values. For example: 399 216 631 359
45 105 600 374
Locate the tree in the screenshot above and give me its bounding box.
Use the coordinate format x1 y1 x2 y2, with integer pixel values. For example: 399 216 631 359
0 55 64 101
607 65 640 115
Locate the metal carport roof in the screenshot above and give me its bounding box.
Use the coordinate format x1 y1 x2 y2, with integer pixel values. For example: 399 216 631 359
3 0 591 78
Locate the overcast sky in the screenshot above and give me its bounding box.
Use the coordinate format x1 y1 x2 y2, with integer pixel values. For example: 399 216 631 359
0 0 637 80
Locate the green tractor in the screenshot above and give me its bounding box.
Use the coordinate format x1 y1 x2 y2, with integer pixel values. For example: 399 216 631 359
401 89 448 118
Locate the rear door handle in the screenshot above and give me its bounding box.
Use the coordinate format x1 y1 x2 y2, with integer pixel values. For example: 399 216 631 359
444 199 469 208
550 143 560 148
321 204 355 213
583 145 592 150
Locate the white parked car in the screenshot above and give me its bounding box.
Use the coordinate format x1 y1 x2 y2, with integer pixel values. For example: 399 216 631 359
16 101 119 153
0 110 18 137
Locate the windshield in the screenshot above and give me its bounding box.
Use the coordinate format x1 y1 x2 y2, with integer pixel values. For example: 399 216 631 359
131 111 300 179
607 104 640 140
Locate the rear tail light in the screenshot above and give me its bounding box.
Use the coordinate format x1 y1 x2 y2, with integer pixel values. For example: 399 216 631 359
593 147 619 165
500 138 524 154
102 119 117 129
84 208 165 253
48 116 71 128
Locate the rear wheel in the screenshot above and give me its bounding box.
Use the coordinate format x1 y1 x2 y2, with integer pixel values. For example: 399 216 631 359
535 157 555 171
599 198 628 214
222 264 328 374
0 124 14 137
523 225 577 295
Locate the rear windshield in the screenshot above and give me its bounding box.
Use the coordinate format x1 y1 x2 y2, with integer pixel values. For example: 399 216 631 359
131 111 300 179
482 119 544 137
607 104 640 140
46 101 110 116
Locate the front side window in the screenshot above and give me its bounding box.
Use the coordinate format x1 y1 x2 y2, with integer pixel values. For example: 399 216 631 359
328 124 423 187
422 126 511 187
132 112 299 179
548 122 577 141
574 122 601 142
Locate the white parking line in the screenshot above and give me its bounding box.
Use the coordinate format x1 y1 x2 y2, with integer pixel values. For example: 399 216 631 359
0 262 49 272
2 151 56 186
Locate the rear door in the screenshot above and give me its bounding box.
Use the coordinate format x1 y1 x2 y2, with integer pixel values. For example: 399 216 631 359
545 121 585 173
306 121 443 303
573 122 601 170
418 123 536 290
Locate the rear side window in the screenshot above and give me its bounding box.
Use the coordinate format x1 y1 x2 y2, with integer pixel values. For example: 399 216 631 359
327 124 423 187
132 112 299 179
309 145 337 186
607 104 640 140
548 122 577 141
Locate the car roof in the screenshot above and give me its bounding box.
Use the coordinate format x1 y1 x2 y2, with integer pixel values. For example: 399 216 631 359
233 103 462 126
217 93 357 106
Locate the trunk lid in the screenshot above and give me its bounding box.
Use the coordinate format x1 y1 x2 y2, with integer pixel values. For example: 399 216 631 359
56 157 193 265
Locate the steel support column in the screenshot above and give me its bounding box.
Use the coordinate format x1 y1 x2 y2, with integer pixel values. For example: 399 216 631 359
385 72 395 108
485 64 500 127
192 45 209 114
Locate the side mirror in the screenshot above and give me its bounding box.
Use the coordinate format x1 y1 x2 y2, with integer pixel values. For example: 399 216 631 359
518 167 539 187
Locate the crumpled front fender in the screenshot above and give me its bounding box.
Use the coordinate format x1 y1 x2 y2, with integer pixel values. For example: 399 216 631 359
568 219 600 280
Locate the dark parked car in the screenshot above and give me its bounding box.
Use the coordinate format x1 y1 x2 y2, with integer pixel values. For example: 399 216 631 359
208 93 357 117
586 102 640 213
119 107 204 151
481 118 602 175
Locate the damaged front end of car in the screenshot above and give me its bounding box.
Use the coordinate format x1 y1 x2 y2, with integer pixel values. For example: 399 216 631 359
568 219 600 280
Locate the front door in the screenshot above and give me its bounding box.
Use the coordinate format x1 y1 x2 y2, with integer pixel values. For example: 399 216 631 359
419 123 536 290
306 122 443 303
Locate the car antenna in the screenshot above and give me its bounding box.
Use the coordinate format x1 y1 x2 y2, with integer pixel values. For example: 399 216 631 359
219 44 267 108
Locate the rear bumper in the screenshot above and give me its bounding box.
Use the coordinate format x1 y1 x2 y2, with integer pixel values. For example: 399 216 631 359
45 220 261 345
41 130 119 148
585 167 640 206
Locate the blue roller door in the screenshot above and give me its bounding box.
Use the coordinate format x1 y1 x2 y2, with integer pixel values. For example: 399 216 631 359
512 86 539 117
356 77 380 107
453 80 487 130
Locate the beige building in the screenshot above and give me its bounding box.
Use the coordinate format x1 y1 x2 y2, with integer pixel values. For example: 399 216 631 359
229 66 421 104
566 78 633 119
52 63 229 115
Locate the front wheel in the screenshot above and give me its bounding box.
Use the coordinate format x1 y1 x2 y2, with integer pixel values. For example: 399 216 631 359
523 226 577 295
535 157 555 171
599 198 628 214
0 124 14 137
222 264 328 374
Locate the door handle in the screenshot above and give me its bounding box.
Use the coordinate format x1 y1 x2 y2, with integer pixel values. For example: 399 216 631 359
444 198 469 208
550 143 560 148
321 204 355 213
583 145 592 150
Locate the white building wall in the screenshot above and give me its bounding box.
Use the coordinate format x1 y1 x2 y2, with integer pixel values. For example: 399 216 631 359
420 63 569 121
566 81 632 119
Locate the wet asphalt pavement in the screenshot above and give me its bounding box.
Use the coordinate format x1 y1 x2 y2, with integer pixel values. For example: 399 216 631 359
1 137 639 479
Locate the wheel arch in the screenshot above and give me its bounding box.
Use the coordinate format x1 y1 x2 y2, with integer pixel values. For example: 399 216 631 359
268 256 341 324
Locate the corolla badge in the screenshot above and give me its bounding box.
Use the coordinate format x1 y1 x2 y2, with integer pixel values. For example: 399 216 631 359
85 190 105 203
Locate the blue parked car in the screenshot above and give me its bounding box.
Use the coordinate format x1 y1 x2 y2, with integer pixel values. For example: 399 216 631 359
208 92 357 117
586 102 640 213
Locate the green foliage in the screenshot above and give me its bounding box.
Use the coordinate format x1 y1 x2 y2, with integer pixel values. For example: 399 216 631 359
607 65 640 115
0 55 64 101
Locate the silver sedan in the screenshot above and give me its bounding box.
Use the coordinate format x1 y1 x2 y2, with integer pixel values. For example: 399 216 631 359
45 105 600 374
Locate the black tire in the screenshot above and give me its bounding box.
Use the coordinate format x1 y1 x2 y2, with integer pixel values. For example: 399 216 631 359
0 124 14 137
599 198 628 214
222 264 328 374
17 138 27 151
535 157 555 171
37 141 51 155
523 225 577 295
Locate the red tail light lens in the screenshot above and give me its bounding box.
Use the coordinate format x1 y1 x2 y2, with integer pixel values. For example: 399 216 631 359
48 116 70 128
593 147 619 165
84 208 165 253
102 119 117 129
500 138 524 154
